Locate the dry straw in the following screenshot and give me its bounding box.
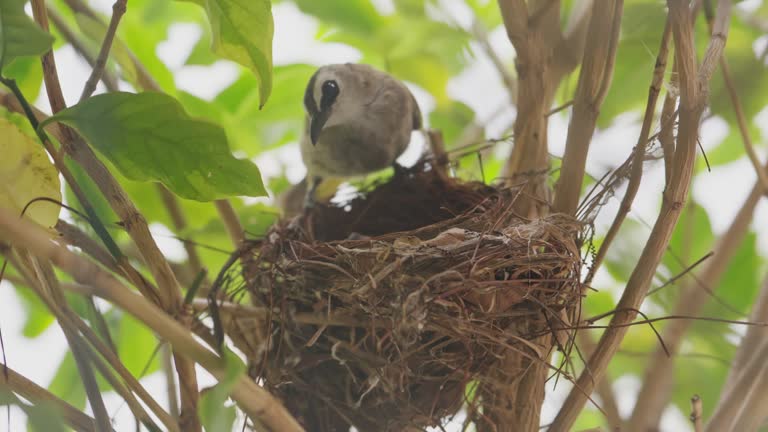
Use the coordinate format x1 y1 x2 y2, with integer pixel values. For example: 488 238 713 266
214 162 585 431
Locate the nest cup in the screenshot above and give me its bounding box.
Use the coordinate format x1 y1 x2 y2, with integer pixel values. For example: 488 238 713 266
227 163 585 431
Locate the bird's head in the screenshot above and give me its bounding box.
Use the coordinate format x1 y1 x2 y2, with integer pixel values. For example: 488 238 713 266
303 64 371 145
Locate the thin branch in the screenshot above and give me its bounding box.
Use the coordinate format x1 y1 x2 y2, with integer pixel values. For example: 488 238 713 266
79 0 126 100
46 7 120 92
215 200 245 246
728 365 768 431
0 207 305 432
721 273 768 393
702 0 768 194
704 339 768 432
472 19 516 103
31 2 201 427
629 161 763 429
549 2 732 428
157 185 209 284
0 363 97 432
12 251 112 431
691 395 703 432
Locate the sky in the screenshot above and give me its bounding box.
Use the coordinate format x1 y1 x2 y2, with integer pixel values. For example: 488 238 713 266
4 0 768 431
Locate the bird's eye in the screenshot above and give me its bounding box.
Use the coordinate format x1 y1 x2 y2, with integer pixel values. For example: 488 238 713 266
320 80 339 110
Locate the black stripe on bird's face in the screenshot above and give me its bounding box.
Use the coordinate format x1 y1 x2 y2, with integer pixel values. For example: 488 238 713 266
307 79 340 146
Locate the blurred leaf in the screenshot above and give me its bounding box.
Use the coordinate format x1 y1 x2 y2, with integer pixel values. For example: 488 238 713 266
652 202 714 308
3 56 43 100
597 0 666 127
429 100 476 146
49 351 86 410
0 0 55 69
703 232 758 316
213 64 315 154
291 0 383 34
14 284 55 337
583 290 615 317
199 348 245 432
185 25 217 66
708 15 768 127
0 391 66 432
74 12 141 88
465 0 503 29
117 312 160 376
43 92 266 201
706 125 762 167
182 0 274 107
0 111 62 228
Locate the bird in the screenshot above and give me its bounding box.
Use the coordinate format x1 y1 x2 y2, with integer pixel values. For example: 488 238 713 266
284 63 422 213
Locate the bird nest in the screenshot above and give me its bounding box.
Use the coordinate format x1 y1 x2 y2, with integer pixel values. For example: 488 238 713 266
216 163 585 431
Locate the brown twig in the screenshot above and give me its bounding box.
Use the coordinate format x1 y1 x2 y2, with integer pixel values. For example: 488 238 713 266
723 273 768 392
79 0 126 100
472 19 516 103
550 2 732 428
46 7 120 92
0 207 305 432
702 0 768 194
629 161 763 430
691 395 703 432
705 339 768 431
0 363 97 432
11 251 113 431
215 200 245 246
585 19 672 285
31 1 202 427
553 0 623 215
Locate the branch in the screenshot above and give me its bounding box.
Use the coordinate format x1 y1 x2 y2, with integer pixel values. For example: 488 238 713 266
11 251 112 431
472 19 517 103
47 7 119 92
79 0 126 101
553 0 624 215
691 395 703 432
0 363 97 432
0 207 305 432
701 0 768 193
215 200 245 246
496 0 528 51
586 19 672 285
726 272 768 378
629 159 764 430
549 2 731 428
704 339 768 431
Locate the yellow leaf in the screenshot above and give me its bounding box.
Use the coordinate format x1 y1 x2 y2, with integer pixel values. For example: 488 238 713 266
0 115 61 228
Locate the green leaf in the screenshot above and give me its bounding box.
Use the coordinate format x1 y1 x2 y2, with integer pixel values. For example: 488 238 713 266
0 391 66 432
15 284 55 337
117 312 161 377
429 100 476 146
49 351 86 410
597 0 667 127
42 92 267 201
0 0 54 69
292 0 382 34
199 348 246 432
2 56 43 99
181 0 274 107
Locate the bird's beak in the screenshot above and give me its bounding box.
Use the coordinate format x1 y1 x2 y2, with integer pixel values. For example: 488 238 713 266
309 109 330 146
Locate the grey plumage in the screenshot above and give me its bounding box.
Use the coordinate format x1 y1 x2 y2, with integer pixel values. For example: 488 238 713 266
296 63 421 209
